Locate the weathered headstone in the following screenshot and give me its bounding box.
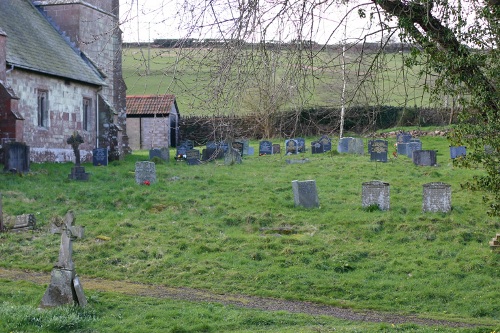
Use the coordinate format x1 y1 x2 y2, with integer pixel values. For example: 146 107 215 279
67 132 89 181
413 150 437 166
362 181 390 211
397 142 408 156
422 182 451 213
397 132 412 143
319 135 332 152
179 140 194 150
292 180 319 208
186 149 201 165
247 146 255 155
149 147 169 162
272 144 281 154
202 147 224 161
240 139 250 155
286 158 310 164
337 137 352 153
3 142 30 173
311 141 323 154
232 141 244 157
3 213 36 231
259 141 273 155
224 147 243 165
285 139 299 155
92 148 108 166
348 138 364 155
135 161 156 184
450 146 466 159
406 140 422 158
40 211 86 308
296 138 306 153
368 140 388 162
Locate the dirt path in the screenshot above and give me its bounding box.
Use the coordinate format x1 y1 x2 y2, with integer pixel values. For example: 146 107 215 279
0 268 484 328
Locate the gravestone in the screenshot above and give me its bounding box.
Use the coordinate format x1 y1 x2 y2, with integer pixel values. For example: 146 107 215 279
319 135 332 152
397 142 408 156
292 180 319 208
179 140 194 150
224 147 243 165
311 141 323 154
3 213 36 231
67 132 89 181
406 139 422 158
397 132 412 143
149 147 169 162
202 147 224 161
248 146 255 155
413 150 437 166
348 138 364 154
337 137 352 153
286 158 310 164
3 142 30 173
135 161 156 184
450 146 466 159
422 182 451 213
285 139 299 154
186 149 201 165
240 139 250 155
272 144 281 154
232 141 244 157
92 148 108 166
368 140 388 162
362 181 390 211
296 138 306 153
259 141 273 155
40 211 86 308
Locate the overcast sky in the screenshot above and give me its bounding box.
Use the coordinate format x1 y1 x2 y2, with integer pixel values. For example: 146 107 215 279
119 0 384 45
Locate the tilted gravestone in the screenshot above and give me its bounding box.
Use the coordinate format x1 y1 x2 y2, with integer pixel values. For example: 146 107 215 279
92 148 108 166
224 147 243 165
362 181 390 211
285 139 299 155
40 211 86 308
422 182 451 213
232 141 244 157
292 180 319 208
3 142 30 173
450 146 466 159
368 140 388 162
135 161 156 184
259 141 273 155
413 150 437 166
186 149 201 165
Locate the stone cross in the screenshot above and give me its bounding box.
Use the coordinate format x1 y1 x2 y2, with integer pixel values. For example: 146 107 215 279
50 211 84 271
40 210 86 308
67 131 84 166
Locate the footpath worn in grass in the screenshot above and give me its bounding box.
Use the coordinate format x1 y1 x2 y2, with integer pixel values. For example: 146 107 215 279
0 132 499 332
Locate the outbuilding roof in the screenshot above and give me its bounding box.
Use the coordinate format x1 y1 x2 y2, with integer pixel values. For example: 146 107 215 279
0 0 105 86
126 95 177 116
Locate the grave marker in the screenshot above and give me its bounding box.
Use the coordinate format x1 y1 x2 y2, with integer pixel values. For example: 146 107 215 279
296 138 306 153
224 147 243 165
362 181 390 210
92 148 108 166
311 141 323 154
319 135 332 152
348 138 364 154
337 137 352 153
397 132 412 143
285 139 299 154
259 141 273 155
368 140 388 162
413 150 437 166
422 182 451 213
450 146 466 159
232 141 244 157
292 180 319 208
67 132 89 181
135 161 156 184
272 144 281 154
40 211 87 308
186 149 201 165
3 142 30 173
406 140 422 158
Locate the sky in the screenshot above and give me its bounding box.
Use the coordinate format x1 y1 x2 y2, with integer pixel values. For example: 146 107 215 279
119 0 385 45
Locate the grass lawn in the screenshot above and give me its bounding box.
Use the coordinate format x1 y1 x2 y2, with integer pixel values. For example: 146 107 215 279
0 131 499 332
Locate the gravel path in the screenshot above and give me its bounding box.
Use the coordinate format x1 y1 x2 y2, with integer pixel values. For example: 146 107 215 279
0 268 484 328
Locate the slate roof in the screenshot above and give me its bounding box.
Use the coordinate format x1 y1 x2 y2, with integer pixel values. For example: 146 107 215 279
0 0 105 86
126 95 177 116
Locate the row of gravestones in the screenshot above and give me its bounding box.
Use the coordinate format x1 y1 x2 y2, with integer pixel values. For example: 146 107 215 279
259 135 333 155
292 179 452 213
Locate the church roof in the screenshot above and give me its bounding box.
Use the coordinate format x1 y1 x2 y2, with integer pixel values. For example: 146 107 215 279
0 0 105 86
126 95 178 116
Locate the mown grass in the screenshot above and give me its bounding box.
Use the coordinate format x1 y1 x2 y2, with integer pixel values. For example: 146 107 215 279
1 132 499 332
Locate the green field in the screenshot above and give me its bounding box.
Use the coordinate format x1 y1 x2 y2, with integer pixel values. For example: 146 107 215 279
1 133 499 332
122 46 435 116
